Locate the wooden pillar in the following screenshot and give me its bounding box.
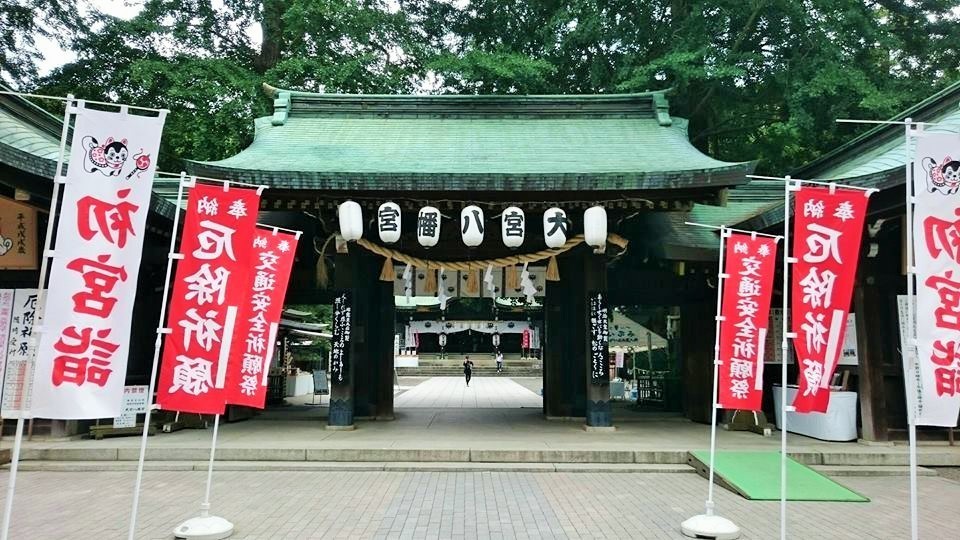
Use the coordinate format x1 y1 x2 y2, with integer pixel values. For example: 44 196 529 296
544 254 586 418
681 300 714 424
584 252 612 428
344 252 395 421
327 249 356 429
854 260 889 441
374 276 395 420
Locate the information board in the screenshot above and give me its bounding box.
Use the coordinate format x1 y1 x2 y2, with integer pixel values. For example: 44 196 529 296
330 291 352 386
589 291 609 384
114 385 149 428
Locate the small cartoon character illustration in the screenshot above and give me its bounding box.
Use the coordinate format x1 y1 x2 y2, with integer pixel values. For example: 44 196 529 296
83 136 129 176
0 234 11 256
922 155 960 195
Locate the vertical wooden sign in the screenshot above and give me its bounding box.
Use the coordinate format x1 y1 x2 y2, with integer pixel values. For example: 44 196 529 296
589 291 609 384
330 291 352 386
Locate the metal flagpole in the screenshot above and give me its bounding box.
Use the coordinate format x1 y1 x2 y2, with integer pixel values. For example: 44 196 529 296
834 115 920 540
127 172 188 540
1 95 76 540
781 176 796 540
748 173 877 540
903 117 920 540
201 415 222 520
707 228 729 514
680 225 740 540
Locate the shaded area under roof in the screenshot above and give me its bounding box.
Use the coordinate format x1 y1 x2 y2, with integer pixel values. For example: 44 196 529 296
641 180 784 261
187 85 752 192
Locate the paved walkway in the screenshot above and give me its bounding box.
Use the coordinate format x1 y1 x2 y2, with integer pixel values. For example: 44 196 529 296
2 469 955 539
395 377 542 408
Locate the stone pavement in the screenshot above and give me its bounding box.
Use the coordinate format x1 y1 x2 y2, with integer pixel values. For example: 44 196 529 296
394 377 542 408
1 468 956 539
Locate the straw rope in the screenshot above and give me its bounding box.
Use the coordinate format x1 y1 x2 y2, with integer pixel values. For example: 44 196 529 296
355 233 628 271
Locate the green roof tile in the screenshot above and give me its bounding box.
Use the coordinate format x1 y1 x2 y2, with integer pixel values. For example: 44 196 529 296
188 86 751 191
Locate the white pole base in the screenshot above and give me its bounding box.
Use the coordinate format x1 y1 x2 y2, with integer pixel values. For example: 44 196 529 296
681 514 741 540
173 514 234 540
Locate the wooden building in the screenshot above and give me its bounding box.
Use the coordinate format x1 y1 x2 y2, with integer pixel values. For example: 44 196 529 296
8 80 957 439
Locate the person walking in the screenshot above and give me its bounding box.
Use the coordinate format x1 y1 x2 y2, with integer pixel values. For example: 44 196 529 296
495 351 504 373
463 356 474 387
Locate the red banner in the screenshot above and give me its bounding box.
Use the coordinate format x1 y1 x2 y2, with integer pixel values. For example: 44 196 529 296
717 232 778 411
224 228 299 408
157 183 260 414
791 186 869 413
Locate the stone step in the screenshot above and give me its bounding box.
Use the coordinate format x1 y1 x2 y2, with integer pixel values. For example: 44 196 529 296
17 447 960 467
8 460 696 474
811 465 938 477
397 366 543 377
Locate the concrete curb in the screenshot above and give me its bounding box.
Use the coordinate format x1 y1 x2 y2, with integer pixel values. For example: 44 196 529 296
7 461 697 473
13 447 960 466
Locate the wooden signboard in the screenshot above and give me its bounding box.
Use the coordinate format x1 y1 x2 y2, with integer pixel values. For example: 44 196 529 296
330 291 352 386
0 196 37 270
589 291 609 384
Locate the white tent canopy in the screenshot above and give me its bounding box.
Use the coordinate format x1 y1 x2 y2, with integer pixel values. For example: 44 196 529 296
609 311 667 354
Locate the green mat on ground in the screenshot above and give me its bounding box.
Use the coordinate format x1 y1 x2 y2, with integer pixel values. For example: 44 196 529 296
689 451 869 502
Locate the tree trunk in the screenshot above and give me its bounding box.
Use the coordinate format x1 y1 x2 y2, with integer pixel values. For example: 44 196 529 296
255 0 288 74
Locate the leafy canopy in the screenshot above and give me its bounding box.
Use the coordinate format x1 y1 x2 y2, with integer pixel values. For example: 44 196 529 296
7 0 960 174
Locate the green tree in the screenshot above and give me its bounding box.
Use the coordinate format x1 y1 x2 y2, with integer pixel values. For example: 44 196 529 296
35 0 422 169
0 0 84 85
412 0 960 172
24 0 960 174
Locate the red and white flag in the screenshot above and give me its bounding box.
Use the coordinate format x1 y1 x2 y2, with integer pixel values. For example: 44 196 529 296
32 105 165 419
791 186 869 413
717 232 778 411
224 227 299 409
157 183 260 415
913 133 960 426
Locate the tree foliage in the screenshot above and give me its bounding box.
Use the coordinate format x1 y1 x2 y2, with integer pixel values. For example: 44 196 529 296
13 0 960 174
0 0 84 83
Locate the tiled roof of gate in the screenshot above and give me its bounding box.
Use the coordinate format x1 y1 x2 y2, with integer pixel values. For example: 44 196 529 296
186 84 752 192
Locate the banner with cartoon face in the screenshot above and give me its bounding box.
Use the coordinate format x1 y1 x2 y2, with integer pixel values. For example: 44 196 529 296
913 132 960 426
31 104 165 420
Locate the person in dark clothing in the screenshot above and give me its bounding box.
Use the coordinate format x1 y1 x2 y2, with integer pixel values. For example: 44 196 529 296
463 356 474 386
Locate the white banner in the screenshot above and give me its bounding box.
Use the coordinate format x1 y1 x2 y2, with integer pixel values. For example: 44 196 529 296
0 290 13 401
32 105 165 419
2 289 39 417
913 132 960 426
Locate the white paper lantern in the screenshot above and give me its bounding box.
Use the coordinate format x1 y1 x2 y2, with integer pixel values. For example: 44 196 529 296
417 206 441 247
501 206 525 248
543 207 567 248
492 333 501 347
583 206 607 249
338 200 363 241
439 333 447 347
377 202 401 243
461 205 484 247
